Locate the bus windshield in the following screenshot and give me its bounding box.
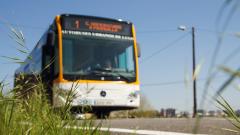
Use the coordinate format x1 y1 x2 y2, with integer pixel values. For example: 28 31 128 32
62 35 136 82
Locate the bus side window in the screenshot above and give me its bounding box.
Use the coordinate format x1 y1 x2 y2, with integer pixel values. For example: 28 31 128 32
42 43 53 69
42 46 53 74
42 32 55 80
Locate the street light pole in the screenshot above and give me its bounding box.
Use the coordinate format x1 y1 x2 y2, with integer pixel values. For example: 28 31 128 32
178 26 197 118
192 27 197 118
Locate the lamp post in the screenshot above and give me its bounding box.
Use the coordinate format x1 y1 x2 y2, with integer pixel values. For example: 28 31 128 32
178 26 197 118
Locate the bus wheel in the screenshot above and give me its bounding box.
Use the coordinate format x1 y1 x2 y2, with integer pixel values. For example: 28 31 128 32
95 111 110 119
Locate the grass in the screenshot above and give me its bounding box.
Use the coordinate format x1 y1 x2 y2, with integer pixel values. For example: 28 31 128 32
217 96 240 130
214 67 240 132
213 0 240 132
0 79 103 135
201 0 240 133
189 1 240 133
0 24 106 134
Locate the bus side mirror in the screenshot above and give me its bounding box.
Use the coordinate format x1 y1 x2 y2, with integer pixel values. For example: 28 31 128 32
47 31 55 46
137 43 141 58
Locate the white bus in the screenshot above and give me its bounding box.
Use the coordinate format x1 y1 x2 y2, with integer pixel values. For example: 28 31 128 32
15 14 141 118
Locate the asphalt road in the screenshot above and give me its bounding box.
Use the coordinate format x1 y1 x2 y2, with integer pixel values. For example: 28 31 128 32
93 118 240 135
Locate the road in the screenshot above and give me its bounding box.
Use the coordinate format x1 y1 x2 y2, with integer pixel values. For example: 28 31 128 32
92 118 240 135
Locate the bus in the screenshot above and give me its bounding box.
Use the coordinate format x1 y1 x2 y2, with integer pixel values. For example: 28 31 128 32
14 14 140 118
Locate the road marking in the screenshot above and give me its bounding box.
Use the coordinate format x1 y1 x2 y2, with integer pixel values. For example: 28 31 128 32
65 126 206 135
221 128 239 133
100 127 207 135
99 127 206 135
21 121 207 135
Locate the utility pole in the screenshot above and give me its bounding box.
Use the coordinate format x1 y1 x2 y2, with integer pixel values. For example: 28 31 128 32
178 26 197 118
192 27 197 118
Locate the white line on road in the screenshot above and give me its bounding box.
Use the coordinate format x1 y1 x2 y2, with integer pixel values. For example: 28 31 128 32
99 127 207 135
20 122 207 135
65 126 206 135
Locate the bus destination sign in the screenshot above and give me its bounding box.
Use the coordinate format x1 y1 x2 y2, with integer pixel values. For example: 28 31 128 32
61 15 133 37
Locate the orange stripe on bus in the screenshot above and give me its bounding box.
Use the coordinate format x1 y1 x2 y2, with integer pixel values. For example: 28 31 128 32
55 15 65 82
132 24 140 84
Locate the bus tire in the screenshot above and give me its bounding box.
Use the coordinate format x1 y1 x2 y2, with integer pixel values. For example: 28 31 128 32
95 111 110 119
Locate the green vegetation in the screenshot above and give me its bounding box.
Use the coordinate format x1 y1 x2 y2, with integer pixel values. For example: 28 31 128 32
0 25 105 135
215 67 240 132
210 0 240 132
0 78 105 134
217 96 240 130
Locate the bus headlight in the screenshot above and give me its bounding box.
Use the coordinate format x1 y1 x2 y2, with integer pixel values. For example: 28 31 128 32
128 91 140 99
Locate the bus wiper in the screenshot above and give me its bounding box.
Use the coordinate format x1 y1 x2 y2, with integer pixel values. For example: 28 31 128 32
114 73 133 83
88 68 134 83
87 68 111 76
92 67 112 72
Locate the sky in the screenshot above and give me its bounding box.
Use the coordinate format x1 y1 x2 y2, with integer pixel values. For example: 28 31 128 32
0 0 240 112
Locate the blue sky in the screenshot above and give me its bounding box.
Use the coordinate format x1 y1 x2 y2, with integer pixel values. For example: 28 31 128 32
0 0 240 112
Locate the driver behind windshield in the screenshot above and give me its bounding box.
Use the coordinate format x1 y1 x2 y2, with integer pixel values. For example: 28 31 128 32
102 59 112 70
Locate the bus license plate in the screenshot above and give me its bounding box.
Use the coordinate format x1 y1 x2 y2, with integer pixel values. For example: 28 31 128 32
78 99 94 105
94 99 113 105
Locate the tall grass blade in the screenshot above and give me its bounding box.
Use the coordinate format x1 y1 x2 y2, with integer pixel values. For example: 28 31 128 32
214 66 240 99
217 96 240 130
16 48 28 54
